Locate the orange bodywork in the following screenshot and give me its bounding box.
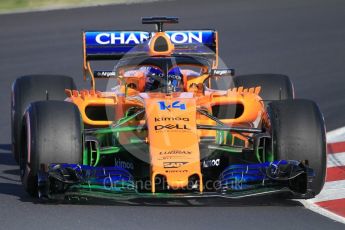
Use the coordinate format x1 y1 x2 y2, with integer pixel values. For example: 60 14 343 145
68 31 266 192
145 95 202 191
66 84 264 191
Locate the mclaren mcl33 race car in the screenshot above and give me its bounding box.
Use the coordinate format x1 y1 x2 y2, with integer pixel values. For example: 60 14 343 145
11 17 327 200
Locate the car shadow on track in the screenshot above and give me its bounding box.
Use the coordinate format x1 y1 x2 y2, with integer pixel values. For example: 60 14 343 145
0 144 20 182
0 182 35 202
0 144 34 202
0 144 17 166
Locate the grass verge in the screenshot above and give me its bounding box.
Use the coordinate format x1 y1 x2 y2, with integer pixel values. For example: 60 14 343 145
0 0 150 13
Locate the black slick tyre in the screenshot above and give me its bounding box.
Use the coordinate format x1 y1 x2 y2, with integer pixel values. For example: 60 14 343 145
21 101 82 196
11 75 76 163
268 99 326 196
233 74 294 104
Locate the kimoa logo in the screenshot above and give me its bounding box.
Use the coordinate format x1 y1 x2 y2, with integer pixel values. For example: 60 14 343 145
114 158 134 170
95 32 204 45
154 117 189 122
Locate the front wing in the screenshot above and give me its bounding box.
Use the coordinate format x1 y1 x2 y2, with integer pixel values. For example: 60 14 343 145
37 160 315 200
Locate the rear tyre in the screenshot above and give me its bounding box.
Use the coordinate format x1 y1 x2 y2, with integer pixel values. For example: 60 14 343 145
21 101 82 196
211 74 294 126
233 74 294 104
268 99 326 196
11 75 76 163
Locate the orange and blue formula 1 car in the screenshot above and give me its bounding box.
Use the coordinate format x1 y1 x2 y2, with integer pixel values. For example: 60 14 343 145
11 17 326 200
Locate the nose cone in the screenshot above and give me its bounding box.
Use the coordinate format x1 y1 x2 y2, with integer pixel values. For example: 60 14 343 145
144 94 203 193
166 178 189 190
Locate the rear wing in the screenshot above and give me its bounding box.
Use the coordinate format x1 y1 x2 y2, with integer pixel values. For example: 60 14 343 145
82 30 218 89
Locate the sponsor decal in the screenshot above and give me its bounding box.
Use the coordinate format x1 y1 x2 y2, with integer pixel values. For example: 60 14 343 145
89 31 212 46
159 150 192 155
157 101 186 111
154 117 189 122
163 162 188 168
202 159 220 168
211 69 235 76
154 124 190 131
165 170 188 173
95 32 149 45
94 71 116 78
159 156 191 160
114 158 134 170
167 32 202 44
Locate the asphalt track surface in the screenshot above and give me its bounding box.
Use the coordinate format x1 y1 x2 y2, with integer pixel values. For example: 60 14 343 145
0 0 345 229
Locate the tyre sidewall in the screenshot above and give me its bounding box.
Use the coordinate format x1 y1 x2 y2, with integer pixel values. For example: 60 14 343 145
268 99 327 195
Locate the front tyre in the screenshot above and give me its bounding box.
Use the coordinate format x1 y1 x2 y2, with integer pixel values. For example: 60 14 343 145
21 101 82 196
268 99 326 196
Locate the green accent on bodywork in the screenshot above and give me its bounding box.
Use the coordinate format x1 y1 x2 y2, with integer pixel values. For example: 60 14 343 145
114 108 145 127
83 139 100 166
84 143 122 167
208 145 243 153
99 147 121 155
216 131 233 145
83 147 89 165
87 108 145 135
116 114 132 127
91 148 101 166
129 138 146 144
267 151 274 162
93 126 143 135
255 144 274 163
256 146 263 163
82 108 145 167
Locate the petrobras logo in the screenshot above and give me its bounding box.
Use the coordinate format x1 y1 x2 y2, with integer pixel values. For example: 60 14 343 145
86 31 214 46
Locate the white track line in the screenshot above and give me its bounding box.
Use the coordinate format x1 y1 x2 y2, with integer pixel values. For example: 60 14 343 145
309 180 345 203
327 127 345 143
301 128 345 224
328 152 345 168
301 200 345 224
